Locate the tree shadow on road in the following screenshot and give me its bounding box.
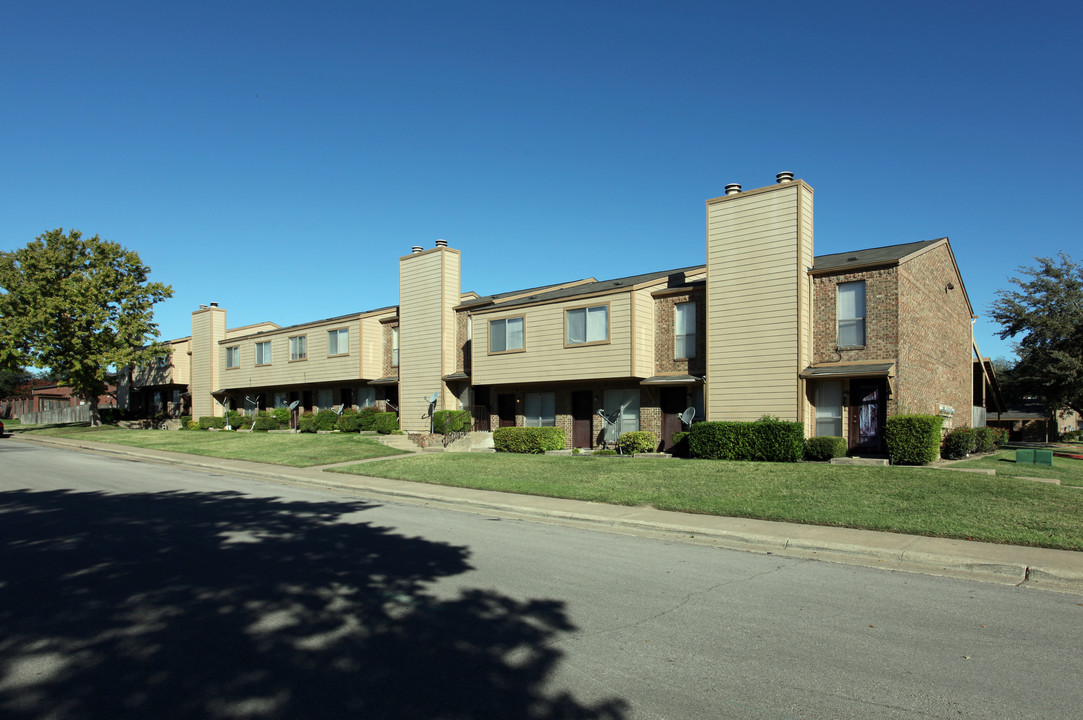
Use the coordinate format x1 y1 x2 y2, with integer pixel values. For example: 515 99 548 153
0 488 627 719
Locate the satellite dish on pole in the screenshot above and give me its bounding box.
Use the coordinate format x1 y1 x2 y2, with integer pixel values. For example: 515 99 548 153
426 391 439 433
679 407 696 428
287 401 300 411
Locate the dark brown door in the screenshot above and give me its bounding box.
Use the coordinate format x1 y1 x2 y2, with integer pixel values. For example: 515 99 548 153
849 380 885 452
660 387 685 451
572 391 593 448
498 393 516 428
473 387 491 432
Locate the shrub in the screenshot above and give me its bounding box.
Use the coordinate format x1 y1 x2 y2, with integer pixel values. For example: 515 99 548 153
804 436 847 461
252 415 278 432
316 409 338 431
885 414 943 465
198 416 225 430
687 418 804 462
992 427 1009 447
227 410 244 428
433 410 473 434
1061 429 1080 442
618 430 656 454
972 426 997 454
297 412 318 433
670 431 690 458
941 427 975 459
592 448 617 456
358 405 381 431
180 415 192 428
373 412 399 434
337 409 363 433
492 426 566 453
272 406 291 427
185 419 201 431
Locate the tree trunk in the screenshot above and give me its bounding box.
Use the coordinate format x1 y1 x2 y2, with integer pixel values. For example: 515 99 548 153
87 396 101 427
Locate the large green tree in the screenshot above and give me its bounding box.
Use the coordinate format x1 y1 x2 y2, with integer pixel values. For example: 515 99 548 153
0 229 173 424
989 252 1083 417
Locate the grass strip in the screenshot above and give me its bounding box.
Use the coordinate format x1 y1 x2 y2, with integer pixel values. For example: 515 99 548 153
330 454 1083 550
17 424 408 467
948 449 1083 487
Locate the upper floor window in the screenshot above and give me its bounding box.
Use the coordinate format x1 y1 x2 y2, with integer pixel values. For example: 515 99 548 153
566 305 608 346
391 326 399 367
255 341 271 365
837 281 866 347
156 354 171 370
328 328 349 356
675 302 696 359
225 346 240 369
289 335 307 361
489 316 524 353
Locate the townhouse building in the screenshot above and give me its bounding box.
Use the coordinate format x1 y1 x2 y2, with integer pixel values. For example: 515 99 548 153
128 174 987 452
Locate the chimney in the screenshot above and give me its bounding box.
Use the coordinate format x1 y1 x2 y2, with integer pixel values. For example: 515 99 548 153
209 302 219 308
435 239 448 248
776 171 795 184
411 245 423 254
725 183 742 195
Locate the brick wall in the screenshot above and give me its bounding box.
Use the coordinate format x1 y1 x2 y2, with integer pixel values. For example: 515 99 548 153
896 246 972 426
381 322 399 378
653 290 706 376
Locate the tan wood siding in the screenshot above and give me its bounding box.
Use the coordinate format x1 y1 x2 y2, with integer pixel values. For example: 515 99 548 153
705 182 812 421
472 294 635 385
633 288 654 377
220 318 366 388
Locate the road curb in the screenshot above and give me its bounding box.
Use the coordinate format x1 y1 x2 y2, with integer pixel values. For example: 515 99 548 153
11 433 1083 594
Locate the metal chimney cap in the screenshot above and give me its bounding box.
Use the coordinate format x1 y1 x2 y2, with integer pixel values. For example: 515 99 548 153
411 245 423 254
209 302 219 307
435 239 448 247
776 171 795 183
724 183 742 195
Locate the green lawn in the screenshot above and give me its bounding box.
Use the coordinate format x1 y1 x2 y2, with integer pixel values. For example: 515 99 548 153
330 453 1083 550
15 424 409 467
948 449 1083 487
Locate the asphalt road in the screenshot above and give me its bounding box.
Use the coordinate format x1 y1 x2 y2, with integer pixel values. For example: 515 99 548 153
2 439 1081 719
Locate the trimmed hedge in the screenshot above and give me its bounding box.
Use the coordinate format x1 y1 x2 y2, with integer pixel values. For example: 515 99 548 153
493 426 566 453
941 427 975 459
885 414 943 465
337 409 362 433
272 407 291 426
298 413 318 433
618 431 657 454
373 412 399 434
198 416 225 430
804 436 847 461
670 431 690 458
433 409 473 434
252 415 278 432
972 426 997 454
358 406 382 431
687 418 804 462
316 409 338 431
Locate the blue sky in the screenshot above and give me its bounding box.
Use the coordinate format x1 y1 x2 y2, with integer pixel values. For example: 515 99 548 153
3 1 1080 362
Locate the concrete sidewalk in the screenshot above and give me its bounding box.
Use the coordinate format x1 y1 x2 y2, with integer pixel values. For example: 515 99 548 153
11 433 1083 595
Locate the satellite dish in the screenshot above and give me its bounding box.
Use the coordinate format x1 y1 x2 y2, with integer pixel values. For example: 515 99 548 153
336 405 345 416
428 392 439 404
679 407 696 427
288 401 300 411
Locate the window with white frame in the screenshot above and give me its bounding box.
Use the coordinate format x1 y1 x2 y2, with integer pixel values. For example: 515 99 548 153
391 326 399 367
675 302 696 359
225 346 240 369
289 335 307 361
815 380 843 437
489 316 524 353
327 328 349 356
837 281 866 347
524 392 556 427
602 388 640 434
255 341 271 365
566 305 608 345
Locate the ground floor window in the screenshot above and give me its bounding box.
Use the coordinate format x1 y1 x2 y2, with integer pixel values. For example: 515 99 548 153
317 388 334 409
815 380 843 437
357 386 376 408
602 388 640 435
524 392 556 426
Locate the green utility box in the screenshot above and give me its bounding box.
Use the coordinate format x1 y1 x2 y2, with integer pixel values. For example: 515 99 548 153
1016 449 1053 466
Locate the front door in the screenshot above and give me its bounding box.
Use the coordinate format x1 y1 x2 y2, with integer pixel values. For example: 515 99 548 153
849 380 885 452
660 387 686 452
497 393 516 428
572 391 593 448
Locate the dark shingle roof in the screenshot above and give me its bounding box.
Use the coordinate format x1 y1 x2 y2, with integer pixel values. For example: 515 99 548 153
812 238 945 273
461 266 705 312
